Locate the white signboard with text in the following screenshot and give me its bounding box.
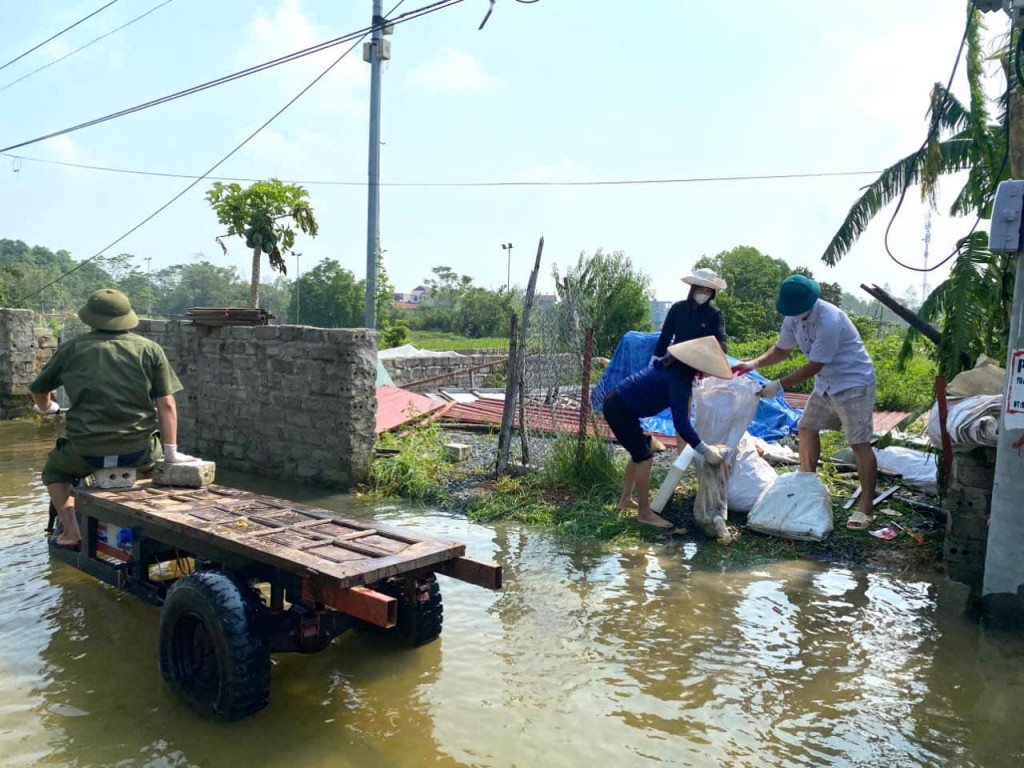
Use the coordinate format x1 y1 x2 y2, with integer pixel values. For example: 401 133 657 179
1006 348 1024 431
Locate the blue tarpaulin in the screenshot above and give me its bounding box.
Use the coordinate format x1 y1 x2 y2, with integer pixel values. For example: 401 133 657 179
591 331 802 442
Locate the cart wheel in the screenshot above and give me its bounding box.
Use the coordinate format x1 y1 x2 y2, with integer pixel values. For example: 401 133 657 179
368 574 443 647
159 571 271 719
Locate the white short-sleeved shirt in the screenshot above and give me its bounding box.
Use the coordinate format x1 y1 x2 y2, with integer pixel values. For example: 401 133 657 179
777 300 875 396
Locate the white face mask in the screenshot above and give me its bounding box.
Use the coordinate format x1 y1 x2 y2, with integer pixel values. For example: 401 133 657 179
693 292 711 306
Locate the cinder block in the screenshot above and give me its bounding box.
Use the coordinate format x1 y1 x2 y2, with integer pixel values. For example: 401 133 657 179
444 443 472 462
92 467 138 489
152 460 216 488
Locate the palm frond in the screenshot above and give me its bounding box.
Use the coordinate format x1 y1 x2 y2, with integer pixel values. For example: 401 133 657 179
820 137 974 266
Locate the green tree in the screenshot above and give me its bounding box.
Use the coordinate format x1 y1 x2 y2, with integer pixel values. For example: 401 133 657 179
0 238 115 314
206 179 319 308
152 261 249 317
288 258 363 328
694 246 840 342
553 249 652 356
820 3 1013 377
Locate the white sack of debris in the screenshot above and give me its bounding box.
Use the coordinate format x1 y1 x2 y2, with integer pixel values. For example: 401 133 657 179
747 471 833 542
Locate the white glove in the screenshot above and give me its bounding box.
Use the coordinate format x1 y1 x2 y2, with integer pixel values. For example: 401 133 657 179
33 400 61 416
164 444 200 463
759 380 783 399
702 445 726 465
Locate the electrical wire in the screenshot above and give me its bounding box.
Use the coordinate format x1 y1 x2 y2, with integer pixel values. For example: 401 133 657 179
0 153 882 186
0 0 174 94
11 0 461 306
0 0 462 154
884 16 1012 274
0 1 121 73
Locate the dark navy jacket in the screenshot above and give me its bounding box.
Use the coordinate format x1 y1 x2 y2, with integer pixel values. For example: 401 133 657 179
614 363 703 449
653 299 727 357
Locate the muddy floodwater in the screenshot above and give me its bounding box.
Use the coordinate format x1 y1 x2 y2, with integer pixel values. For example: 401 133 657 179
2 421 1024 767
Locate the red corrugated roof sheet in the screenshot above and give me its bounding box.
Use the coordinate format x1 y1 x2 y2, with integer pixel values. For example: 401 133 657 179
375 386 445 434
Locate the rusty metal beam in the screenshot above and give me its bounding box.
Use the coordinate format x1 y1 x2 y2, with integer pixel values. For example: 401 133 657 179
433 556 502 590
306 582 397 628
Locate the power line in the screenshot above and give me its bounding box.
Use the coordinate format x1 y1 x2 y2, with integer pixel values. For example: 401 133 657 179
12 0 462 305
0 1 121 74
0 0 174 94
0 153 882 187
0 0 461 154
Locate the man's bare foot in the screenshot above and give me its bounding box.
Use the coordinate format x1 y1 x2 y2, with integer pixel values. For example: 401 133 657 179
616 499 639 510
636 510 675 529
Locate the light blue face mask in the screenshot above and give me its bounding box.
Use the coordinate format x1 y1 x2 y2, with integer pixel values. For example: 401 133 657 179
693 289 712 305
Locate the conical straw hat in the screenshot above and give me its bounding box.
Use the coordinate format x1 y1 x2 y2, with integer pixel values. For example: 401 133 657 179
666 336 733 379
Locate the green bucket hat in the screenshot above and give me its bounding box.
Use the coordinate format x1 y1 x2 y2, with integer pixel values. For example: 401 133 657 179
775 274 820 317
78 288 138 331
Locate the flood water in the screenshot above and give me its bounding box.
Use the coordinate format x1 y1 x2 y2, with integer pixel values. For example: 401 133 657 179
2 421 1024 767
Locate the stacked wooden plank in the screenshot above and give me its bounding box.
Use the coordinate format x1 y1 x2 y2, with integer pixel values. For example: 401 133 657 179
186 307 273 327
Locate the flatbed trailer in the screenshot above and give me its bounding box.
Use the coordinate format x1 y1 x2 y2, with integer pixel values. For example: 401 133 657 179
49 481 501 719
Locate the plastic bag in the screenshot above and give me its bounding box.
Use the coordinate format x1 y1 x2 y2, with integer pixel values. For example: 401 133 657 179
727 433 777 512
746 471 833 542
693 375 762 452
874 446 937 494
694 455 733 542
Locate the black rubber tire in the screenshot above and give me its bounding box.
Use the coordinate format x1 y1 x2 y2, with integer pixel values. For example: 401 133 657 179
371 574 443 647
159 571 271 719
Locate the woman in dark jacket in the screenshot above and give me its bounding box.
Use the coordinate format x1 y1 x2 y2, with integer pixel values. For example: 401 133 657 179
653 267 728 358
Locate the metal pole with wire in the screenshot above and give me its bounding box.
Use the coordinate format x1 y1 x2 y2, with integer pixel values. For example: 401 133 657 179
364 0 386 329
294 251 302 324
502 242 513 291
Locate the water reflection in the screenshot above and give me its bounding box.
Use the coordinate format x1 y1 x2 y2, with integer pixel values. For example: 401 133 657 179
2 421 1024 767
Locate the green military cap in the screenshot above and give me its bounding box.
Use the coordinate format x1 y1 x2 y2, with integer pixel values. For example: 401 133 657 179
78 288 139 331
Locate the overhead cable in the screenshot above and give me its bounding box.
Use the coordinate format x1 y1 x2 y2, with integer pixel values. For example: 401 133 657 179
0 1 121 74
0 154 882 187
12 0 461 305
0 0 174 94
0 0 462 154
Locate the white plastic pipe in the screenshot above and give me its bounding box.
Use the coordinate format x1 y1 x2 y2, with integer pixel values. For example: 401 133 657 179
650 445 696 514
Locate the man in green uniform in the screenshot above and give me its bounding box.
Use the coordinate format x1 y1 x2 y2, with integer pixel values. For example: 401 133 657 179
30 289 196 549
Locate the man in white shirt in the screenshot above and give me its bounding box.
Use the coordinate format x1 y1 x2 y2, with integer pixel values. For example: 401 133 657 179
734 275 878 530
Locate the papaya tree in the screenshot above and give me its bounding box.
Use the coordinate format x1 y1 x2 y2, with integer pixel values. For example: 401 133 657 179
206 179 319 308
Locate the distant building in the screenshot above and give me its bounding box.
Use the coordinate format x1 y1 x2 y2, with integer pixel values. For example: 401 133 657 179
393 285 430 309
649 300 672 330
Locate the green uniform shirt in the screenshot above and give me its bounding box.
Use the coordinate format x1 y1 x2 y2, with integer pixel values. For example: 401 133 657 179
30 331 183 455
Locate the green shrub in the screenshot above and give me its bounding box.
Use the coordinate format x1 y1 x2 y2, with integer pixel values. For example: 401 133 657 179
366 422 451 503
540 434 621 499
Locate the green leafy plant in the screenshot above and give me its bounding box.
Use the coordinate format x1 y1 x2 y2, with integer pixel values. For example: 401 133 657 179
366 422 451 503
207 179 319 308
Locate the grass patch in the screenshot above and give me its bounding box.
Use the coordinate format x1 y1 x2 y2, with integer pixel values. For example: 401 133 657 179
366 426 944 568
406 331 509 351
365 422 452 503
463 435 673 547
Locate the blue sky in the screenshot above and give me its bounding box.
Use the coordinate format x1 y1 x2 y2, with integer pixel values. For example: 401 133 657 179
0 0 1009 304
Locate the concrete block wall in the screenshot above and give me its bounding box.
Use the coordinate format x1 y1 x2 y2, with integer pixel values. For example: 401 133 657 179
383 354 506 393
381 352 580 394
136 320 377 488
944 447 996 597
0 309 55 418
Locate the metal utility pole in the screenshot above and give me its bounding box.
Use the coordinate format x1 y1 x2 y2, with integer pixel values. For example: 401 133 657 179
363 0 388 329
294 252 302 324
980 5 1024 626
502 242 513 291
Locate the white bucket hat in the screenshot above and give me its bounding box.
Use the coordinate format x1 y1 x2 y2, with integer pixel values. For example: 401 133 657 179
681 268 727 291
667 336 733 379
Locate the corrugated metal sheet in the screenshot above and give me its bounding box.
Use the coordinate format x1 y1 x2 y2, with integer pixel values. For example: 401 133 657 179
375 386 445 434
442 395 909 444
